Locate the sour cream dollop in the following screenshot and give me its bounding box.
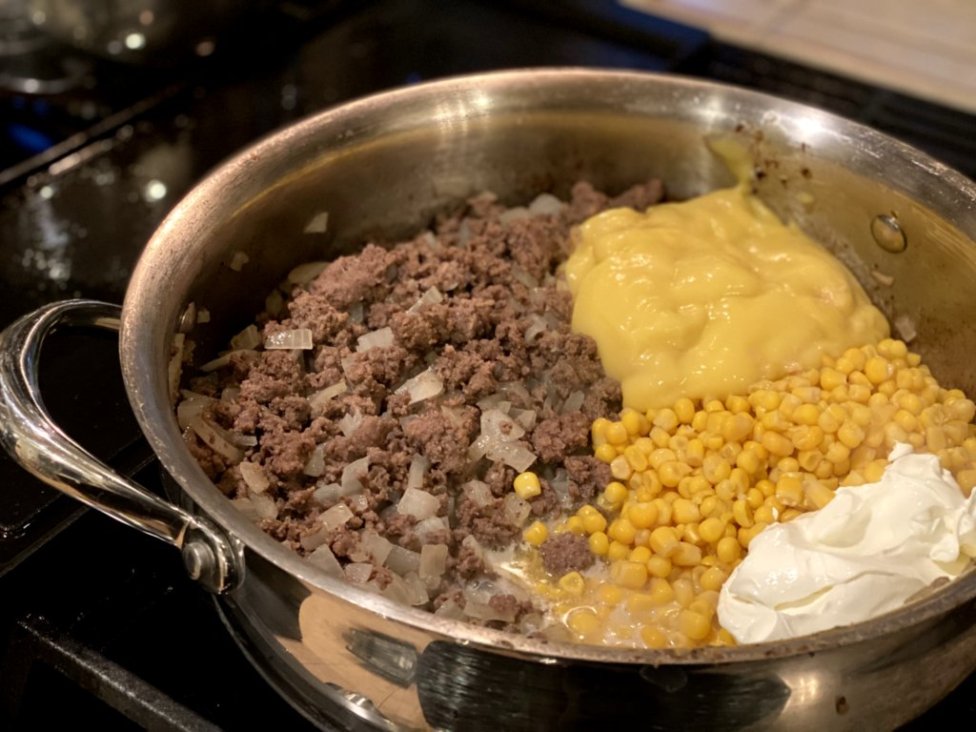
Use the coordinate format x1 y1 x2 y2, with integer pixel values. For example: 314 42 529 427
718 443 976 643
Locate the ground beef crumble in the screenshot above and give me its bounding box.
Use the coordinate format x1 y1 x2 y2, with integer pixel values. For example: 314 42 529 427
180 180 663 631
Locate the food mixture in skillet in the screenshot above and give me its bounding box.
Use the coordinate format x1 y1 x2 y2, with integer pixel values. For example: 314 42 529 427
178 177 976 649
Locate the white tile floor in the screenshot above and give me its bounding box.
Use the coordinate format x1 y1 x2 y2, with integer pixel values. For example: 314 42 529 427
623 0 976 113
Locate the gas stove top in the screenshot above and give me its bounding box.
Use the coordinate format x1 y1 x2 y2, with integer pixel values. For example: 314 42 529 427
1 1 974 728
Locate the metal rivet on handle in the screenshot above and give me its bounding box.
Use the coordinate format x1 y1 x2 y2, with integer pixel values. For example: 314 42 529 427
871 213 907 253
182 540 212 581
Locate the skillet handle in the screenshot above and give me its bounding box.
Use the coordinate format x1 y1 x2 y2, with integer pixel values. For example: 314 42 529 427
0 299 242 593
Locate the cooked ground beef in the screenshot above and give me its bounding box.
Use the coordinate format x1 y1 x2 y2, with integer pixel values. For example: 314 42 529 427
180 180 663 630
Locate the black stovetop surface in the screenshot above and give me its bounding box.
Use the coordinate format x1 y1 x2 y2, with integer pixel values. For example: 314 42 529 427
1 1 974 729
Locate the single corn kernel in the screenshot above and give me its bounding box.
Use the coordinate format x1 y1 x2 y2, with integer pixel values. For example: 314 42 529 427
672 498 701 525
595 443 617 463
732 498 754 528
698 517 726 544
604 481 628 506
607 540 630 561
588 531 609 556
674 397 696 424
673 578 695 607
679 610 711 641
699 566 728 592
611 560 648 589
838 421 866 449
629 545 652 564
565 516 586 535
659 461 691 488
805 481 835 509
628 501 659 530
567 608 600 635
523 520 548 546
654 408 679 433
513 471 542 500
559 571 585 595
591 417 611 444
624 445 649 472
775 474 804 507
641 626 668 649
716 536 741 564
647 555 672 578
581 510 607 535
606 421 629 445
608 518 637 545
865 356 891 385
621 409 643 436
649 526 679 557
649 577 675 605
610 456 633 480
672 541 703 567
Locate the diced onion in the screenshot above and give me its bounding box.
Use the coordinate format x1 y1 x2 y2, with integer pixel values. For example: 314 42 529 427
287 261 328 285
511 408 537 431
503 493 531 527
321 503 354 530
462 535 485 563
304 211 330 234
360 529 393 565
394 368 444 405
499 206 529 224
487 440 536 473
188 416 243 464
528 192 565 217
200 349 255 373
480 409 525 442
895 314 917 343
561 390 585 414
420 544 448 580
231 497 258 521
407 455 429 491
356 326 394 352
300 525 330 551
231 324 262 350
265 328 313 350
511 267 538 289
345 562 374 585
434 598 465 619
240 462 270 494
414 516 448 541
229 251 249 271
348 302 364 324
304 444 326 477
307 545 343 577
462 480 493 508
347 493 368 514
196 307 211 324
524 314 548 343
250 492 278 520
341 456 370 495
386 546 421 575
312 482 344 506
338 408 364 437
177 395 215 430
403 571 430 605
462 593 512 622
397 488 440 520
308 380 347 412
407 287 444 314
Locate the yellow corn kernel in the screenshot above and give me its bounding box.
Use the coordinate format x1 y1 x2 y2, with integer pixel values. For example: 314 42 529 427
673 397 696 425
738 521 768 548
523 520 548 546
629 545 652 564
641 626 668 649
610 456 632 481
620 408 643 436
658 461 690 488
716 536 741 564
837 421 865 449
608 518 637 545
564 516 586 535
805 480 835 509
761 431 794 457
775 474 804 507
608 540 630 561
652 498 672 525
732 498 754 528
672 541 703 567
699 566 728 592
628 501 659 530
588 531 609 556
558 571 585 595
753 504 776 524
513 471 542 500
702 454 732 485
595 443 617 463
865 356 891 385
624 445 649 472
606 421 629 445
591 417 611 444
567 608 600 636
672 498 701 525
611 560 648 590
649 526 679 557
673 578 695 607
647 555 672 578
678 610 711 641
581 510 607 534
698 517 726 544
603 481 628 506
653 408 679 433
648 577 675 605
